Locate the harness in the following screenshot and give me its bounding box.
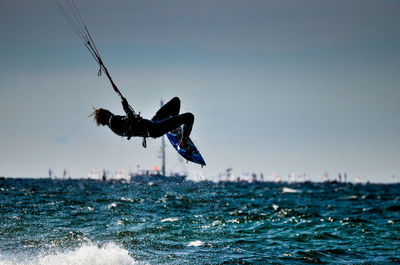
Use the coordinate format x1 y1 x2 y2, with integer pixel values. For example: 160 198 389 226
132 112 149 148
111 114 149 148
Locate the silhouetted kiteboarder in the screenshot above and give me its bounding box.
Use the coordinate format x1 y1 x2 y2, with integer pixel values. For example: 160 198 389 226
55 0 205 165
90 96 194 149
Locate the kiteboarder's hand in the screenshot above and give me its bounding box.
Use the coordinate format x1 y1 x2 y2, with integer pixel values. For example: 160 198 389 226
135 113 143 121
121 97 128 106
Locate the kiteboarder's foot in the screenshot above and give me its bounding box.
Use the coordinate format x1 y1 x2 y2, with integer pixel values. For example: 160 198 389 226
169 128 180 136
178 138 188 150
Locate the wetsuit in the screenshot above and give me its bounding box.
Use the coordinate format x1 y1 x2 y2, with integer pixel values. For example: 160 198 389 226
108 97 194 141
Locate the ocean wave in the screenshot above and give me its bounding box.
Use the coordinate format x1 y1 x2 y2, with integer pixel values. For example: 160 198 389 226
282 187 302 193
187 240 205 247
1 179 399 264
0 242 138 265
161 217 179 222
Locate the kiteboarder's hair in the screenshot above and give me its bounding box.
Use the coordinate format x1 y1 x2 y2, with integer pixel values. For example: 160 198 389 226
89 107 113 126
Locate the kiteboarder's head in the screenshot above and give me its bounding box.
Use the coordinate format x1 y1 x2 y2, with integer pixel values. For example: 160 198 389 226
89 107 113 126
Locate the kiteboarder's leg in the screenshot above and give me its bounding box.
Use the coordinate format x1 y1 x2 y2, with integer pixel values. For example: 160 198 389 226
151 97 180 122
148 113 194 140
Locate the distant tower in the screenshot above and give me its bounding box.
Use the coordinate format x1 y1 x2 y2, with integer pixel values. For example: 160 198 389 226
102 169 107 181
161 100 166 176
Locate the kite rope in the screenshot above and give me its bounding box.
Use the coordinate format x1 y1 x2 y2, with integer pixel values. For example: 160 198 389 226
55 0 134 113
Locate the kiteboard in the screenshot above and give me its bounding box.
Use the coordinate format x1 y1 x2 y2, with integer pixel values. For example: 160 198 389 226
166 128 206 166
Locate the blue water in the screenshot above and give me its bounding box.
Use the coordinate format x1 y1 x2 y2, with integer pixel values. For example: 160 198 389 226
0 178 399 264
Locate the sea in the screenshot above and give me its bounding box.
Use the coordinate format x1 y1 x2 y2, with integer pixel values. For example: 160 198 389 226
0 178 399 265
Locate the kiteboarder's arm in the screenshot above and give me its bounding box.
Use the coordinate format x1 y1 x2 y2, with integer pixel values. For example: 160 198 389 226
121 97 135 120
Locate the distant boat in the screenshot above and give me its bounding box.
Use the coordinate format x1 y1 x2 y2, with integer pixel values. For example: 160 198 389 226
129 100 187 183
129 170 186 183
88 169 101 180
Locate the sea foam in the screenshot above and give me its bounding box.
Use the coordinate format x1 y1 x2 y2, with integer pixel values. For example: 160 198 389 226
0 243 138 265
187 240 205 247
282 187 302 193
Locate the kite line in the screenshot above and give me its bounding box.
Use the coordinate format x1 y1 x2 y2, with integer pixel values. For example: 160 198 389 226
54 0 135 113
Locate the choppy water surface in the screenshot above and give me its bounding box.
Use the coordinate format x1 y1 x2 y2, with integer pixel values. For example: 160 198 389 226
0 178 399 264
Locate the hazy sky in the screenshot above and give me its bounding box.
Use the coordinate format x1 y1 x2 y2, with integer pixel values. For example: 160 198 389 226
1 0 399 182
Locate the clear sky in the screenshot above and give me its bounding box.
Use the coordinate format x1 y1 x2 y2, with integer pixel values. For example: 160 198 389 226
0 0 399 182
